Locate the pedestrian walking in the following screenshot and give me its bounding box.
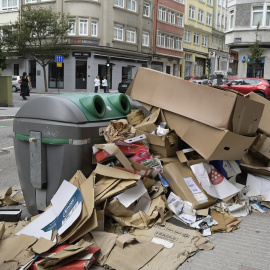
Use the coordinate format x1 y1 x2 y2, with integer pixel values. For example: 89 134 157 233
94 75 100 93
102 77 108 93
20 72 31 100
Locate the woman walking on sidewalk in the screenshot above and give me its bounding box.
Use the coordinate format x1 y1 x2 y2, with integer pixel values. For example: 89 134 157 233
20 72 31 100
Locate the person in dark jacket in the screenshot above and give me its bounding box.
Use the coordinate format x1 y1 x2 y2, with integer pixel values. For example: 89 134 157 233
20 72 31 100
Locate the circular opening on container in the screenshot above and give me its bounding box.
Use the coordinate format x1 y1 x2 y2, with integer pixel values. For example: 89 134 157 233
93 95 106 117
120 95 130 113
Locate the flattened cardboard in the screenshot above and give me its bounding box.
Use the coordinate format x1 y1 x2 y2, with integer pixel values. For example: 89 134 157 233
249 92 270 135
129 67 239 131
0 234 37 268
162 161 216 209
131 222 214 270
164 110 256 161
232 96 264 136
94 163 141 180
104 237 163 270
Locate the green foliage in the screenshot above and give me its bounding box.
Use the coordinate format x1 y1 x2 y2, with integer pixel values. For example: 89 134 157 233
0 4 71 90
248 22 264 77
0 49 7 71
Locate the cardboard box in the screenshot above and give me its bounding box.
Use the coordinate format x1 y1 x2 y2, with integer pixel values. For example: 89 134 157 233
176 148 207 166
249 92 270 136
136 129 178 158
164 110 256 161
251 133 270 160
162 161 216 209
127 67 263 134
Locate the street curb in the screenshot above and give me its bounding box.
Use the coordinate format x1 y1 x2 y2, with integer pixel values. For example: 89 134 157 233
0 116 15 120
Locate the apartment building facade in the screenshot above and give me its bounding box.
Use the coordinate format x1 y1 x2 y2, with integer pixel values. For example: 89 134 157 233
152 0 185 76
183 0 213 77
208 0 230 74
1 0 185 91
225 0 270 78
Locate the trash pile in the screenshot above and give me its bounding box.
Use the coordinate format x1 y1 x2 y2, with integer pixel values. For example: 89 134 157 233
1 68 270 270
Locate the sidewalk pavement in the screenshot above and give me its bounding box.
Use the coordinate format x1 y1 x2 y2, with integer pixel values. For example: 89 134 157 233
0 106 20 119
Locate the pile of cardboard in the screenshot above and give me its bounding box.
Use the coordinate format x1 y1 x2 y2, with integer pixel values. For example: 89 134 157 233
1 68 270 270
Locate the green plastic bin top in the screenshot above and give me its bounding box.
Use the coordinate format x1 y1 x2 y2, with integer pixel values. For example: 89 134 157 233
14 93 131 124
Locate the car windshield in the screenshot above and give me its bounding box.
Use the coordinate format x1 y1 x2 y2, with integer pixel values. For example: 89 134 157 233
122 79 132 83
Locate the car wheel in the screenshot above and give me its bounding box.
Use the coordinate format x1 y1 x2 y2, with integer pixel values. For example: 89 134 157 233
12 86 17 92
255 92 266 98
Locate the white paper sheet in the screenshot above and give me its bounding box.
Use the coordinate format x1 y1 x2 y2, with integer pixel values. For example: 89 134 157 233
116 180 147 208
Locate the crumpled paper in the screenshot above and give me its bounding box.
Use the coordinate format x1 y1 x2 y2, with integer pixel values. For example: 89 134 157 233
104 119 136 143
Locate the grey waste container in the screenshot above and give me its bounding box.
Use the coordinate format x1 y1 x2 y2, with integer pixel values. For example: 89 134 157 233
13 93 139 215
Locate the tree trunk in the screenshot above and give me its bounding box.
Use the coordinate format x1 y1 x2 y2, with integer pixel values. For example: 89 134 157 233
42 62 48 92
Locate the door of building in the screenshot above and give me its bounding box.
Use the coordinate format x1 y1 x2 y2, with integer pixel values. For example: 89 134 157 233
166 66 171 74
76 60 87 89
29 60 36 88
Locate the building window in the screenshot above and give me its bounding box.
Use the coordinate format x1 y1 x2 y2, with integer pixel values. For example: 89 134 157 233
184 29 191 42
91 20 98 37
114 24 123 41
2 0 18 9
194 32 200 45
25 0 37 3
218 0 221 6
68 19 76 35
198 9 204 23
168 10 175 24
252 6 263 26
167 35 174 48
158 6 166 21
185 53 191 61
176 13 183 27
207 0 212 5
217 13 220 25
114 0 124 8
126 29 136 43
221 15 224 27
189 6 195 19
202 35 207 46
79 19 88 35
142 31 149 46
206 13 212 25
229 10 234 29
175 37 182 50
157 32 165 47
143 2 150 17
267 6 270 26
127 0 136 12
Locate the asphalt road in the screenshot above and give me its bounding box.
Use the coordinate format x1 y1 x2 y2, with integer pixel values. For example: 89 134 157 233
0 93 48 193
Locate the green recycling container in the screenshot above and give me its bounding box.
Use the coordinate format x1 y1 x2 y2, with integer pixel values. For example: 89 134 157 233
13 93 139 215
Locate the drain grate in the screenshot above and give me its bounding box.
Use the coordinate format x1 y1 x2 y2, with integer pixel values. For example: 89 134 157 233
0 150 10 156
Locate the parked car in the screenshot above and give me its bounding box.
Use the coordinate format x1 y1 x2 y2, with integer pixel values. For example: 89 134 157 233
191 79 209 86
220 78 270 98
118 79 133 93
184 76 201 81
12 75 21 92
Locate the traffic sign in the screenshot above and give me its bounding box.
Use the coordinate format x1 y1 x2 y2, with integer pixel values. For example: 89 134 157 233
55 55 64 63
57 62 62 67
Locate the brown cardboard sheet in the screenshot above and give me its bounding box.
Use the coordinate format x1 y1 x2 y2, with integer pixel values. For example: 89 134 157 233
249 92 270 135
162 161 216 209
164 110 256 161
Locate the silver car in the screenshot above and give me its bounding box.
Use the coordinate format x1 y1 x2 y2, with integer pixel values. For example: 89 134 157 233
12 75 21 92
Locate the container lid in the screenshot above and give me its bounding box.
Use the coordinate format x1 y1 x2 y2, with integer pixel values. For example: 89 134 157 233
15 93 131 124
